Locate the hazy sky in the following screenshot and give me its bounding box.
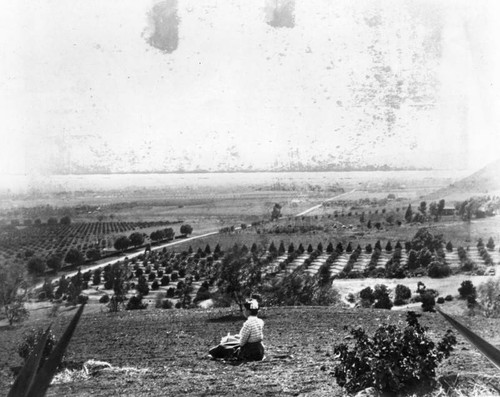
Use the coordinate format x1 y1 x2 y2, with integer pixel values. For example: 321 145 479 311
1 0 500 176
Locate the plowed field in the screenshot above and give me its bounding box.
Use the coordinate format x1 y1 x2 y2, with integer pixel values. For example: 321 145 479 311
1 306 500 396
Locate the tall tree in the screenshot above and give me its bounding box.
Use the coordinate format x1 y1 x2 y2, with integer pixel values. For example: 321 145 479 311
129 232 145 248
65 248 85 267
46 254 63 272
216 244 262 312
114 236 131 252
27 257 46 275
180 224 193 236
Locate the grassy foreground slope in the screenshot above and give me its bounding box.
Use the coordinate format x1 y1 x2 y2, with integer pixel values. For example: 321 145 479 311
1 306 500 396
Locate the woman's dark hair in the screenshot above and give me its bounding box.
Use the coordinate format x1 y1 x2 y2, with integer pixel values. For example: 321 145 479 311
244 300 259 316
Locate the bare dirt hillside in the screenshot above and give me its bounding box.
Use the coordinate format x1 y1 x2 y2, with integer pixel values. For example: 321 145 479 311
426 158 500 200
1 306 500 396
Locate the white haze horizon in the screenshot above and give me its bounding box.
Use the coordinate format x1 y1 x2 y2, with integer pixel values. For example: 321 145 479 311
1 0 500 179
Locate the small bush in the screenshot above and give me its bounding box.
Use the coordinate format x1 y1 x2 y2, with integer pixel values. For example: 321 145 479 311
333 312 457 394
373 285 392 310
421 292 436 312
77 295 89 304
428 262 451 278
359 287 374 305
394 284 411 302
126 295 148 310
161 299 174 309
166 287 176 298
99 294 110 304
458 280 476 300
161 275 170 286
445 295 453 301
151 280 160 290
437 297 445 304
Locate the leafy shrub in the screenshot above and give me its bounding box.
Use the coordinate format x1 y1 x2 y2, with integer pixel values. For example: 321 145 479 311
333 312 457 394
394 284 411 302
99 294 110 304
17 328 57 370
166 287 176 298
151 280 160 290
421 292 436 312
477 279 500 318
428 262 451 278
359 287 374 304
136 275 149 296
161 275 170 286
373 285 392 310
161 299 174 309
126 295 148 310
445 295 453 301
458 280 476 300
27 257 46 275
437 297 445 304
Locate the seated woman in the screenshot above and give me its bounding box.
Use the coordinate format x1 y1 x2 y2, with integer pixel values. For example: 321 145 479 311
208 298 265 361
237 298 265 361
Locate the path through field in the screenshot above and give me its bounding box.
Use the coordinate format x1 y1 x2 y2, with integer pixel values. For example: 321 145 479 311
295 189 356 217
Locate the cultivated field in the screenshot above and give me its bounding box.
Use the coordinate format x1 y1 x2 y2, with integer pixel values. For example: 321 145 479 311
1 169 500 396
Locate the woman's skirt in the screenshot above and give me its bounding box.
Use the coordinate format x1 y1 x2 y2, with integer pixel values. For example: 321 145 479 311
238 341 265 361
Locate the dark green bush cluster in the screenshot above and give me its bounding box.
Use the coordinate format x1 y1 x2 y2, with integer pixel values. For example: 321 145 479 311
126 295 148 310
99 294 110 304
458 280 477 307
333 312 457 394
393 284 411 306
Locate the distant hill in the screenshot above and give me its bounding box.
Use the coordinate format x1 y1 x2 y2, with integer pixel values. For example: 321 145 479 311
426 158 500 200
